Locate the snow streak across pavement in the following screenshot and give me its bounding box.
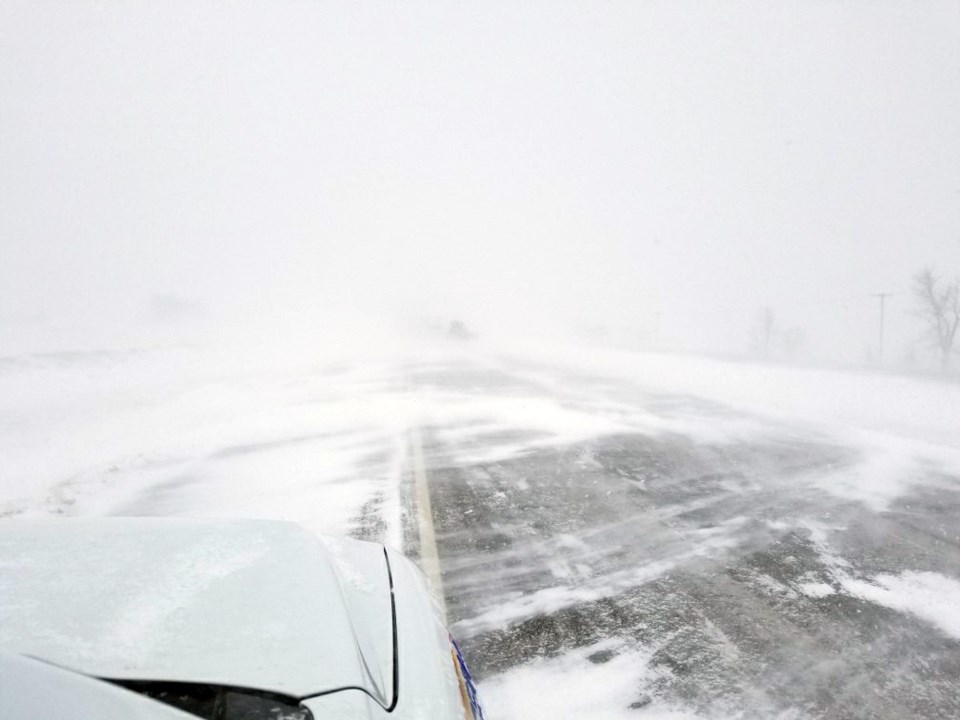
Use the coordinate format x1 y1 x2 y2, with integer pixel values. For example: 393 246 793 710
3 345 960 718
404 355 960 720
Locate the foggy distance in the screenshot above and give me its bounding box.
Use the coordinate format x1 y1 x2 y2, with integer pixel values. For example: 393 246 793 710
2 2 960 720
3 2 958 361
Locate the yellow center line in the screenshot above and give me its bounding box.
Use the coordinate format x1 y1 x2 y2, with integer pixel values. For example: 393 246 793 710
409 423 447 623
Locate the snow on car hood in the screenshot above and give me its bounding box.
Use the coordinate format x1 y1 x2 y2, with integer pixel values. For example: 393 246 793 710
0 518 395 705
0 649 199 720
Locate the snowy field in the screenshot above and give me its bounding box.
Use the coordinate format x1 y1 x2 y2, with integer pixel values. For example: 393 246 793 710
3 341 960 718
1 344 413 541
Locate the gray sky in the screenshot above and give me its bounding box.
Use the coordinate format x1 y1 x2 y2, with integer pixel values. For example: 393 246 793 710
2 1 958 360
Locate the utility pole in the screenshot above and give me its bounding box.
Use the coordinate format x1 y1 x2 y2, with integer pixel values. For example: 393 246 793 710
871 293 893 366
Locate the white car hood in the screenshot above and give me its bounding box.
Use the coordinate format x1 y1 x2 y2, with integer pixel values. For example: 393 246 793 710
0 518 395 705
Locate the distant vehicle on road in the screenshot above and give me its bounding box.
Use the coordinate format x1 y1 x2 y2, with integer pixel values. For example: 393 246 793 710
0 518 484 720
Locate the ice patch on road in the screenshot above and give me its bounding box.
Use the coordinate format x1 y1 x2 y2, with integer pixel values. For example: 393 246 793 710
479 640 702 720
840 571 960 640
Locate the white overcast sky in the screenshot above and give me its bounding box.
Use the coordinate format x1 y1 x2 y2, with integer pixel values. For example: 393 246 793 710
1 1 958 359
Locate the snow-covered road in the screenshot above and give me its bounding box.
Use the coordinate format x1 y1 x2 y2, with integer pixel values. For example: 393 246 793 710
412 359 960 719
3 343 960 718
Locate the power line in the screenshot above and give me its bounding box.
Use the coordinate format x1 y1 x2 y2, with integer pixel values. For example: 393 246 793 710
871 293 894 366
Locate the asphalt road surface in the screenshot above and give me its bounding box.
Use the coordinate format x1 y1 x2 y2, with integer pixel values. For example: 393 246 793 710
399 358 960 719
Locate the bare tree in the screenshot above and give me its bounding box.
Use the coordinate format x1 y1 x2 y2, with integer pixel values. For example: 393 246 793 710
913 268 960 372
